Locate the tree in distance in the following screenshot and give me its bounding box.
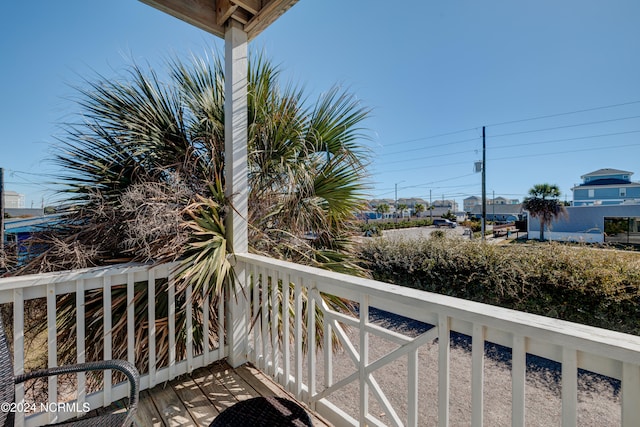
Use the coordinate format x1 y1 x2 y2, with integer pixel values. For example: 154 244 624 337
523 183 567 241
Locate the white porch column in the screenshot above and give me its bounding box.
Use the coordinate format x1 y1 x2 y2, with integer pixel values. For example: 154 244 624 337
224 19 249 368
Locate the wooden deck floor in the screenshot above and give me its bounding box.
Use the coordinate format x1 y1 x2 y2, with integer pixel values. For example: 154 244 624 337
131 360 332 427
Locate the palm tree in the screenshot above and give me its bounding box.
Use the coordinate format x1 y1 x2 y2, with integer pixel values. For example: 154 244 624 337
375 203 390 219
523 183 566 241
414 203 425 218
21 50 370 368
397 204 408 219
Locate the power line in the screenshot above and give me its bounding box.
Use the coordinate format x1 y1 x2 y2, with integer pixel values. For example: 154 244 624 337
381 148 477 166
375 100 640 152
380 136 479 156
374 159 474 174
490 142 640 163
377 115 640 158
401 174 478 190
381 127 479 147
490 129 640 151
5 169 54 178
374 129 640 169
373 173 478 196
489 115 640 138
375 137 639 175
486 100 640 127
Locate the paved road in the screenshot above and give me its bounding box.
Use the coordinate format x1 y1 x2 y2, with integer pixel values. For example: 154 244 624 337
381 225 468 240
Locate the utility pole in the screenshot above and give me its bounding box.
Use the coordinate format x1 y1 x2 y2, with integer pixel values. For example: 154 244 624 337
429 189 433 220
481 126 486 241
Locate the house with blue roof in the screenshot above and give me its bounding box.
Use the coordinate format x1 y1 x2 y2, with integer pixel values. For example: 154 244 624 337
3 215 60 264
572 168 640 206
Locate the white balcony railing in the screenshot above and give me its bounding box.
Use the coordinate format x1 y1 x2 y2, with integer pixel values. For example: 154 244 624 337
1 254 639 426
0 262 226 427
237 253 640 427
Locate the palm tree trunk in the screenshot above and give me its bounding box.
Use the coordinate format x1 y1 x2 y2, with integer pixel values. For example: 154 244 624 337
539 218 545 241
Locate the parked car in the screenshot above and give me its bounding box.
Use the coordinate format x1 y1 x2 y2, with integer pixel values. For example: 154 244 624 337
433 219 457 228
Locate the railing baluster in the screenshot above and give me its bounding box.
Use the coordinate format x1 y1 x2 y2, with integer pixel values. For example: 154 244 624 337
307 286 317 407
283 272 291 392
561 348 578 427
261 267 269 372
294 276 303 396
438 314 450 427
472 324 485 427
217 285 225 359
75 280 86 415
324 294 332 391
622 362 640 426
252 265 260 364
45 283 57 424
408 348 418 426
103 276 112 408
147 268 156 388
512 335 526 427
168 271 176 379
13 288 25 427
360 295 370 424
126 273 135 368
271 269 279 379
186 282 193 373
203 284 210 365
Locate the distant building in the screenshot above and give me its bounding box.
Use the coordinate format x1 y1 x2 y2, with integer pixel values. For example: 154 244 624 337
468 204 523 222
3 191 25 209
368 198 395 208
396 197 428 209
572 168 640 206
464 195 520 212
489 196 519 205
463 196 481 212
432 199 458 211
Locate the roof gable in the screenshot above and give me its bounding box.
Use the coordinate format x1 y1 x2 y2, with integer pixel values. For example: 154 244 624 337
581 168 633 179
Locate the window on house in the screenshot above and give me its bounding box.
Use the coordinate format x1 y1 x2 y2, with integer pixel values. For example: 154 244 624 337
620 188 626 197
588 189 594 198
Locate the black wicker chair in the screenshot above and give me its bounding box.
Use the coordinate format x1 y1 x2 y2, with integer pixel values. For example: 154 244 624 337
0 316 139 427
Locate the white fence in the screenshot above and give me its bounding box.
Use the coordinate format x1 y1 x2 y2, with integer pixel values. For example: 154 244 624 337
238 253 640 427
0 262 226 426
1 255 640 426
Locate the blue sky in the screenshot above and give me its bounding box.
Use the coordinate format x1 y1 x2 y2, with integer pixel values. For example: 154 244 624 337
2 0 640 209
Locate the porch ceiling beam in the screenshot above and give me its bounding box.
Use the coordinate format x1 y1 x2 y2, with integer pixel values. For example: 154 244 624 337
244 0 297 37
138 0 299 41
139 0 225 39
216 0 239 27
233 0 261 15
216 0 255 26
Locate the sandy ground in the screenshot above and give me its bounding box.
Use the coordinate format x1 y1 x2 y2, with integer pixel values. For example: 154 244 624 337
293 310 621 427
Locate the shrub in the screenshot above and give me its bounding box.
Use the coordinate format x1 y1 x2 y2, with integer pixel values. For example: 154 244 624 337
359 219 432 233
359 238 640 336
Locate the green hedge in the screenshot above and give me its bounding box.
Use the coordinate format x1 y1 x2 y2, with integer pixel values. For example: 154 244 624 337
360 219 432 233
359 238 640 336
